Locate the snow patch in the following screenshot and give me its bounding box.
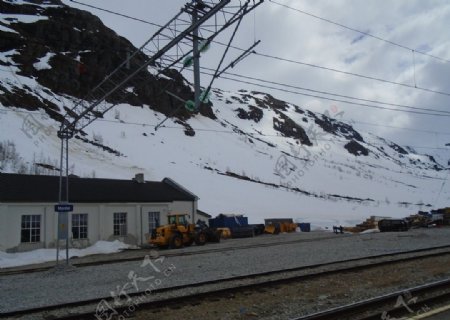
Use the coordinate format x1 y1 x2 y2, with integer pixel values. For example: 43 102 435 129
360 228 380 234
0 14 48 25
33 52 55 70
0 24 19 34
0 240 131 268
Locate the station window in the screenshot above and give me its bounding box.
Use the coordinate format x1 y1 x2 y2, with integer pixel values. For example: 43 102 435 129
21 215 41 243
72 213 88 239
148 212 160 233
114 212 127 236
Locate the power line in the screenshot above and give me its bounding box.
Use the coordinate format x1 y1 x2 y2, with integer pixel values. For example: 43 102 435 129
69 0 227 37
195 65 450 116
155 54 450 117
192 67 450 117
69 0 164 28
90 118 450 151
348 121 450 136
252 51 450 98
269 0 450 64
67 0 450 98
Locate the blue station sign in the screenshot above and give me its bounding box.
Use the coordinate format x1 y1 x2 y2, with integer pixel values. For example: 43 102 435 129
54 203 74 212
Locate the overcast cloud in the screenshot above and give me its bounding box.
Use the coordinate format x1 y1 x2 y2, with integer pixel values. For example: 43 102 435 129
62 0 450 164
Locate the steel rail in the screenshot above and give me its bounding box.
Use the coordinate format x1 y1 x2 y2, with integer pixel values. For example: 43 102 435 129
290 279 450 320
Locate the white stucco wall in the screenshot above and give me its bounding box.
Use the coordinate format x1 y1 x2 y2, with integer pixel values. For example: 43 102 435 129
1 204 47 252
196 214 210 224
0 205 7 252
0 200 197 251
140 204 169 244
170 200 198 223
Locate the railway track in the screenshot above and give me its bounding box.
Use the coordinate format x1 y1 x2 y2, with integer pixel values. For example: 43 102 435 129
2 245 450 319
291 279 450 320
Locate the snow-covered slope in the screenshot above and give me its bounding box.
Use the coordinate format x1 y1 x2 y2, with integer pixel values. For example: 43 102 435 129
1 0 448 227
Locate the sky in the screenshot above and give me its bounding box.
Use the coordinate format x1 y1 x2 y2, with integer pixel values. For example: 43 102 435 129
61 0 450 165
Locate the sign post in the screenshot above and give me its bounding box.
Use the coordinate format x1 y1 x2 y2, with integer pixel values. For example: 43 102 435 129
55 203 73 265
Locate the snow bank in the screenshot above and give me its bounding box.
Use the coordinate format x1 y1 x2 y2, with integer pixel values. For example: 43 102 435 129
0 240 130 269
360 228 380 234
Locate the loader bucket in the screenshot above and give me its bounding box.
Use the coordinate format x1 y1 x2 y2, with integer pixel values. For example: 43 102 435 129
264 224 279 234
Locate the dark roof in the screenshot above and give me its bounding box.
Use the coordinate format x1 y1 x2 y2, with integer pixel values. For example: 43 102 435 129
0 173 196 203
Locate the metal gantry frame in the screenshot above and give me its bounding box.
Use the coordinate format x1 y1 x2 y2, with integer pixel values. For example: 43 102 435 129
55 0 264 265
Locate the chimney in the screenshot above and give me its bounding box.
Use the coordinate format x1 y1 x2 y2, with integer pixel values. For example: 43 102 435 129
134 173 145 183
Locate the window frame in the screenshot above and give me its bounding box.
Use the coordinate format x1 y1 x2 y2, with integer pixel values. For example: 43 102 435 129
21 214 41 243
148 211 160 233
113 212 127 236
72 213 88 240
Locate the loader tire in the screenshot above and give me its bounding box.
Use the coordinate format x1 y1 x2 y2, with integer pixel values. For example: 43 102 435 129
169 234 183 249
194 232 206 246
211 231 221 243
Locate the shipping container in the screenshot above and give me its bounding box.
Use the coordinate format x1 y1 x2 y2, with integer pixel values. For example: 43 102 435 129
209 214 248 229
298 223 311 232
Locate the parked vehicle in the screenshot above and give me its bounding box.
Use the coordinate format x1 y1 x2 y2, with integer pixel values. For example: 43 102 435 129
378 219 409 232
209 214 256 238
150 214 221 249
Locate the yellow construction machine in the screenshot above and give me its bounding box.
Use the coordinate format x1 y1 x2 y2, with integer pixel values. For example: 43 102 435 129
264 222 298 234
150 214 221 249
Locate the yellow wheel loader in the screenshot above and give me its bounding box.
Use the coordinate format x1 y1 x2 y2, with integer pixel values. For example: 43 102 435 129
150 214 220 249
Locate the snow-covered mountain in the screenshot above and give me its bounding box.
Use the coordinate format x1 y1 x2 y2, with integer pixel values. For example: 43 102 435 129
1 0 449 227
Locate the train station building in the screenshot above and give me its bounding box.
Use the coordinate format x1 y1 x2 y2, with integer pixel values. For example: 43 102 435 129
0 173 199 252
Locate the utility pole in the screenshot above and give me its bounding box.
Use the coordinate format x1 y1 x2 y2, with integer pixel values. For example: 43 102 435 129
192 2 201 110
55 131 72 267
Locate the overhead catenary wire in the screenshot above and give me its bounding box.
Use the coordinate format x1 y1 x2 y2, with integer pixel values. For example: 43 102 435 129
157 57 450 117
154 50 450 119
251 51 450 98
268 0 450 64
211 72 450 116
69 0 164 29
83 117 449 150
194 65 450 116
89 118 450 151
